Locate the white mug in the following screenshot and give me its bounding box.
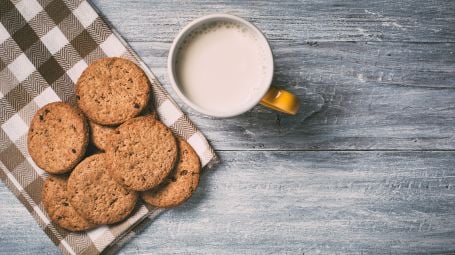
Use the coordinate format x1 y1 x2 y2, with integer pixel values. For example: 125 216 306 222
168 14 300 118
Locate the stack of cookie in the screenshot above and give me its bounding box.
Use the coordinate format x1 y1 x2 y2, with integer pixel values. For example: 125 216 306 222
27 58 201 232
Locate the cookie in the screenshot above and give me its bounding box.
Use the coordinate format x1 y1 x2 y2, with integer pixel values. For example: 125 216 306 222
42 176 96 231
67 153 137 225
108 116 177 191
76 57 150 125
27 102 88 174
89 121 116 151
141 138 201 208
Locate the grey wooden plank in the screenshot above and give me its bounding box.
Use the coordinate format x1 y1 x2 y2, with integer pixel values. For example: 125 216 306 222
91 0 455 43
1 151 455 254
132 41 455 150
0 187 59 255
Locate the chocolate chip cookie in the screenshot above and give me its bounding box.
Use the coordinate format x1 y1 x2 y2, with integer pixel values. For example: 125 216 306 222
67 153 138 225
27 102 88 174
88 121 116 151
141 138 201 208
76 57 150 125
42 176 96 231
108 116 177 191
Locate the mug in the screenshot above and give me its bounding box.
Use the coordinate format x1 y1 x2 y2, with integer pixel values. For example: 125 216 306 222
168 14 300 118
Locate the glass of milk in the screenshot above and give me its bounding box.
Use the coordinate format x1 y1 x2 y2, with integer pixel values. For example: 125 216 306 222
168 14 300 118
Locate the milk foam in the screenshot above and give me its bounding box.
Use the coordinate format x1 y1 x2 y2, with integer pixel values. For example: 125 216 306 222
175 21 270 115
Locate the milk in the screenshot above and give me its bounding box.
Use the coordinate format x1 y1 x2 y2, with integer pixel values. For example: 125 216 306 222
175 21 270 115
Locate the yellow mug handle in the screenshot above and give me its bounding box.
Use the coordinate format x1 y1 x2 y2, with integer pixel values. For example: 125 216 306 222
260 86 300 115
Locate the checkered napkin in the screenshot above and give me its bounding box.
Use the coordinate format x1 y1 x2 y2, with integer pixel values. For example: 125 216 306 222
0 0 218 254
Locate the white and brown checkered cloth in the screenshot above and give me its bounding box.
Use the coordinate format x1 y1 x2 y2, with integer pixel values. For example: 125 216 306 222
0 0 219 254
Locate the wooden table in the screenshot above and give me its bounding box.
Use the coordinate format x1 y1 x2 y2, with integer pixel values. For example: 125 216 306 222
1 0 455 254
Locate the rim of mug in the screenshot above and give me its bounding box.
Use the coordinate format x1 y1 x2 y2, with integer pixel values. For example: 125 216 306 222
167 13 274 118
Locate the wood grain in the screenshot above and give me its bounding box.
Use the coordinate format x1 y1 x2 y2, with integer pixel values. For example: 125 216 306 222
92 0 455 43
132 41 455 150
2 0 455 254
1 151 455 254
